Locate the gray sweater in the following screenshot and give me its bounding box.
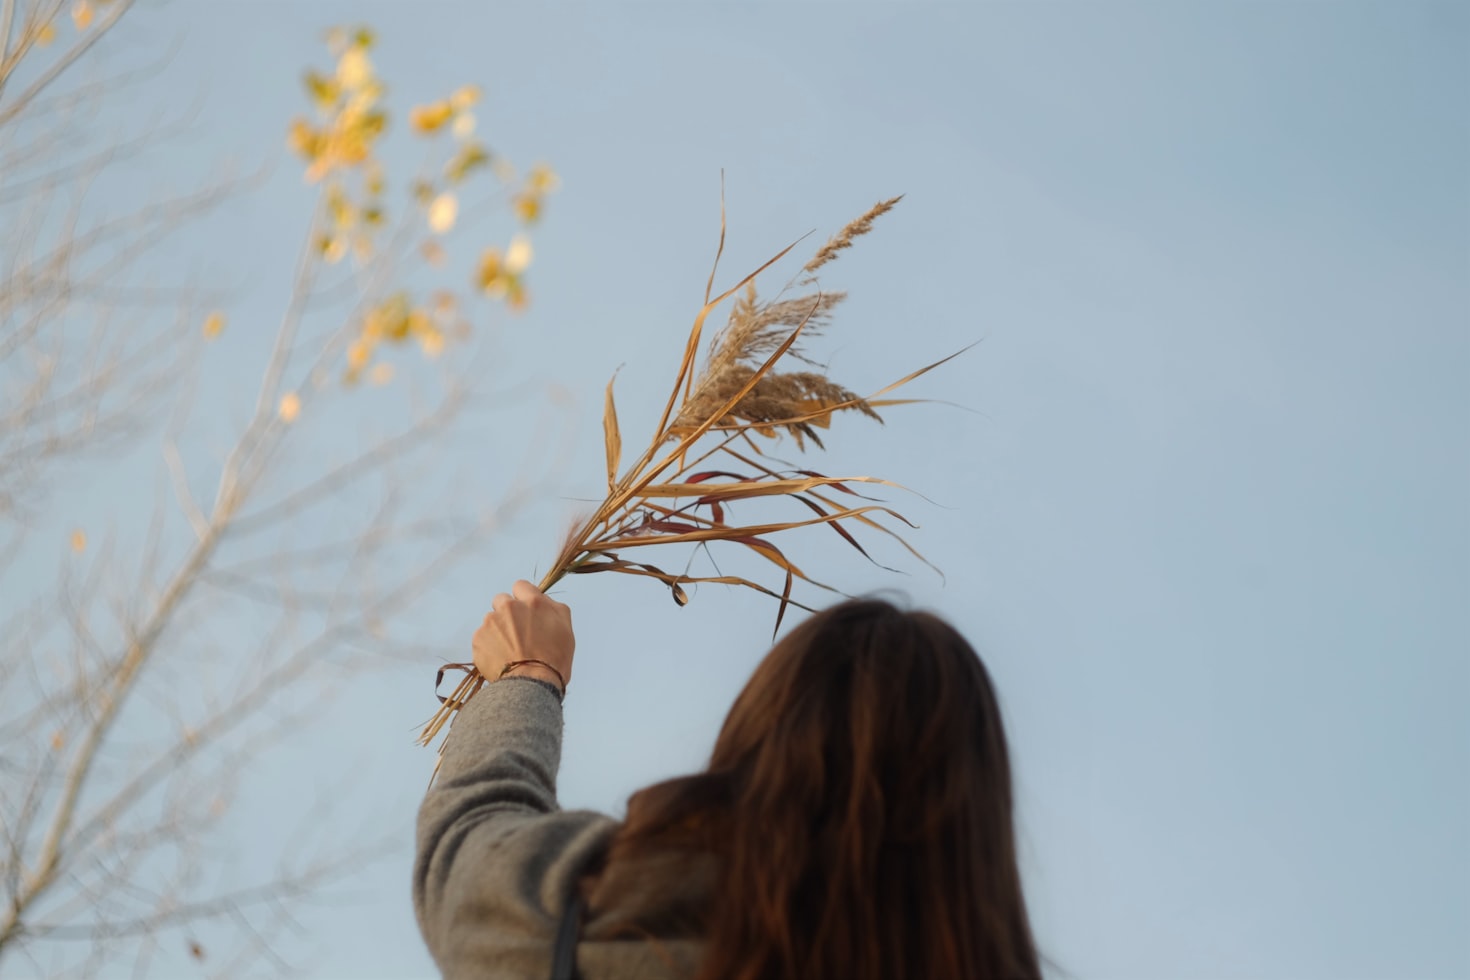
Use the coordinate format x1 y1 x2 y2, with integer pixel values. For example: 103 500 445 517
414 678 710 980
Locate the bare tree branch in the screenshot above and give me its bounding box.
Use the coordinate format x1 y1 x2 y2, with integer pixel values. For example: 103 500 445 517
0 8 562 971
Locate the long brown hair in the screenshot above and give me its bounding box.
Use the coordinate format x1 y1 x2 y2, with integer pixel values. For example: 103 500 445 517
605 598 1042 980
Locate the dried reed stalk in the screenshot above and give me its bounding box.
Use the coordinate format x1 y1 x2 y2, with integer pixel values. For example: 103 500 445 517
419 195 960 748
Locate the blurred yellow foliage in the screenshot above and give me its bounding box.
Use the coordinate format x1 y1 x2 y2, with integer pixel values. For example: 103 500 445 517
364 293 413 341
70 529 86 553
286 26 553 383
476 236 533 310
316 184 378 265
512 193 541 224
344 292 452 382
303 71 339 114
412 82 481 141
365 163 386 196
505 235 533 272
202 311 226 338
527 163 560 194
336 46 372 90
71 1 94 30
450 85 482 111
445 143 491 184
278 392 301 423
428 192 458 233
475 249 506 294
420 329 446 357
511 165 558 225
347 339 372 374
410 102 453 135
287 30 386 184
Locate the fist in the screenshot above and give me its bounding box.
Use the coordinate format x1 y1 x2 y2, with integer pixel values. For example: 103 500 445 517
473 580 575 690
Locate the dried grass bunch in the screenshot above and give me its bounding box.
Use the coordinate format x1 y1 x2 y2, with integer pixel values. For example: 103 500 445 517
420 195 959 748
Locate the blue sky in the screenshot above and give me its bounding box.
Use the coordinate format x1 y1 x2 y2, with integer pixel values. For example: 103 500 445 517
21 2 1467 978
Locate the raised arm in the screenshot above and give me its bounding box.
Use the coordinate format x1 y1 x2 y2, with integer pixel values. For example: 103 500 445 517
414 583 615 978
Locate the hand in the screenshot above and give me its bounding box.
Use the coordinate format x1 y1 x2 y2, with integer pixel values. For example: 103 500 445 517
473 580 575 692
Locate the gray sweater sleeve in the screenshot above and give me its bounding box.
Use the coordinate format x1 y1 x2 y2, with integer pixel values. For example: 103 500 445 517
414 677 618 979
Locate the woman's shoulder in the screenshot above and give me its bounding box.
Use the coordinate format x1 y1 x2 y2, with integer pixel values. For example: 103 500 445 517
574 846 715 980
583 845 716 942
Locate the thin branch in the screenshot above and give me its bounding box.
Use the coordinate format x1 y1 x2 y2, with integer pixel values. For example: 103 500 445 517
162 442 208 541
0 0 135 130
226 382 468 537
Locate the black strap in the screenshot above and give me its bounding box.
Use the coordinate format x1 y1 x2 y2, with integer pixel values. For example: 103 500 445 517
549 889 584 980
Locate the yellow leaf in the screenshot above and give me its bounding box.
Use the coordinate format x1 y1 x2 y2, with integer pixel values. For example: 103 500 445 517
362 293 412 343
70 529 86 552
526 163 560 194
36 21 57 45
278 392 301 422
505 279 528 312
505 235 533 273
450 84 482 111
336 46 372 91
363 106 388 134
419 327 445 357
445 143 491 183
369 362 394 385
427 193 458 233
202 311 225 338
325 183 352 226
513 193 542 224
287 118 320 159
347 338 372 372
475 248 504 294
452 112 476 139
323 236 348 264
379 294 412 340
409 101 453 135
71 1 94 30
341 107 386 152
421 240 447 267
303 70 340 113
352 26 376 49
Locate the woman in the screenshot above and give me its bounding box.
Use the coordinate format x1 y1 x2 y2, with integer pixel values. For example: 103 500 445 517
415 580 1042 980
